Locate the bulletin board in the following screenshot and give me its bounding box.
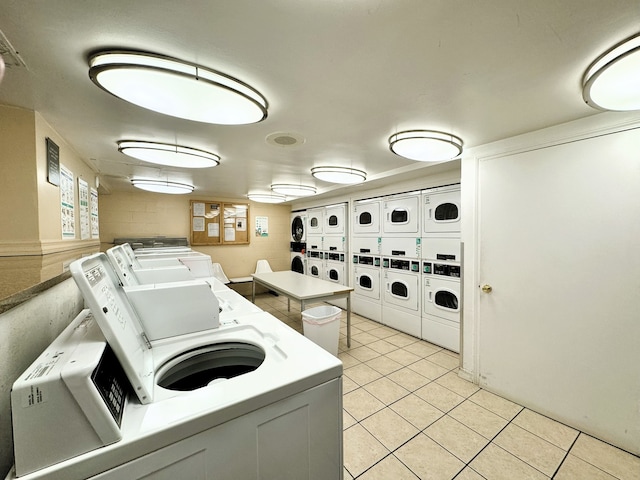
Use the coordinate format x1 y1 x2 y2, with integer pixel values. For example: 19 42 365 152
190 200 250 246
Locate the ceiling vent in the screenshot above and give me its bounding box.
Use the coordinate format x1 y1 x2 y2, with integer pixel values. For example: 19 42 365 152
0 30 27 68
266 132 305 147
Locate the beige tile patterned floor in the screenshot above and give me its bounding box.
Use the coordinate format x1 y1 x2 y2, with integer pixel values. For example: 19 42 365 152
251 293 640 480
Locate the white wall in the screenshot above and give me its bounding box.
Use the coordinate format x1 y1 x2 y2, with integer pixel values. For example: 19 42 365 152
461 111 640 456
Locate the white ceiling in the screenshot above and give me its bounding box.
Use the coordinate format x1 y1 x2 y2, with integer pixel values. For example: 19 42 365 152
1 1 639 202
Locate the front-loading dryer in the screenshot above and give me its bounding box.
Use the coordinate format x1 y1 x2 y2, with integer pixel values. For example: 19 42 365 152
290 210 307 242
307 251 324 279
324 203 346 235
353 198 381 235
306 207 324 236
352 254 382 322
290 242 306 274
422 260 461 352
382 257 421 337
6 253 344 480
382 191 421 236
422 185 461 235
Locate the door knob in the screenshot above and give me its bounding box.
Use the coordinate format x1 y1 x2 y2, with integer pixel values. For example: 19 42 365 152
481 284 493 293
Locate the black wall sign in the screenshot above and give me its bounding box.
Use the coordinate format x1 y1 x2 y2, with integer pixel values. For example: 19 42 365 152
46 137 60 186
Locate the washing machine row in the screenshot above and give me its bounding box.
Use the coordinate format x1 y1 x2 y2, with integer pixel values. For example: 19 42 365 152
6 252 343 480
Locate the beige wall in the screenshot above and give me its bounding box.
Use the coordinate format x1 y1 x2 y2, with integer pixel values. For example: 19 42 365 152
0 105 39 247
99 191 292 278
0 105 99 255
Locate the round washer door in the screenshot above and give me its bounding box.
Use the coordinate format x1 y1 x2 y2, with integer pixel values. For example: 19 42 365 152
291 255 305 274
291 216 304 242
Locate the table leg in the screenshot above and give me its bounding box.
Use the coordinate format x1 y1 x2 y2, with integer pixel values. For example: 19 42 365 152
347 293 351 348
252 280 256 303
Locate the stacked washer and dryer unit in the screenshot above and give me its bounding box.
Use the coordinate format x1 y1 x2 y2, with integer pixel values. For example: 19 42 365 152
290 210 307 274
305 204 349 307
351 184 461 352
421 185 462 352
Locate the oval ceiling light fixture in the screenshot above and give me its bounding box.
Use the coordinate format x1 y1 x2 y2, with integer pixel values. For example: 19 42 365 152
247 193 287 204
388 130 463 162
89 50 268 124
311 166 367 184
271 184 316 197
583 32 640 111
131 179 194 194
118 140 220 169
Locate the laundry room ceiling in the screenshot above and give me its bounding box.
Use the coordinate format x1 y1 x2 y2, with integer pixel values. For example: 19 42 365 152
1 1 639 201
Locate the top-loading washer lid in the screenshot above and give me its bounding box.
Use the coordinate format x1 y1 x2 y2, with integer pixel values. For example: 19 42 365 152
70 253 155 404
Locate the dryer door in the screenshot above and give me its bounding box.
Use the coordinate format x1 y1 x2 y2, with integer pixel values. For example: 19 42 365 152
423 276 460 322
325 204 346 235
423 188 461 234
383 271 419 312
353 200 381 235
354 268 381 300
307 208 324 235
383 193 420 234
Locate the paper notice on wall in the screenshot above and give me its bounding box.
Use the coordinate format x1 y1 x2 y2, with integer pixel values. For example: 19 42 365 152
193 202 205 216
60 164 75 239
90 188 99 239
193 217 205 232
208 222 219 237
236 218 246 231
78 178 90 240
255 216 268 237
224 227 235 242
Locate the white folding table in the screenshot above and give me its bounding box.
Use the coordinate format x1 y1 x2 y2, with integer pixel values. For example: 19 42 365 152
252 271 354 347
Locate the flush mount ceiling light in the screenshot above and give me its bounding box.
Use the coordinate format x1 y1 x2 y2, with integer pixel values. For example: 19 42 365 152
89 50 268 124
118 141 220 169
131 179 194 194
247 193 287 203
388 130 463 162
271 184 317 197
311 166 367 184
583 33 640 111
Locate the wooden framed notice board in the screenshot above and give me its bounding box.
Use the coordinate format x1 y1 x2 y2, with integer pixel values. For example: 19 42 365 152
190 200 250 246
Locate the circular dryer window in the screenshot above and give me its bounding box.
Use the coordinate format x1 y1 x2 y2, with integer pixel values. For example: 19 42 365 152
156 342 265 391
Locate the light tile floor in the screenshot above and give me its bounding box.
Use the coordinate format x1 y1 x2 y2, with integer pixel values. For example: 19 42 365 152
251 293 640 480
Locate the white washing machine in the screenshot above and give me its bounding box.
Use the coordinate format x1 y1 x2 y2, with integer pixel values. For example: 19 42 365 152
422 260 461 352
325 252 347 285
290 210 307 242
307 251 324 279
324 203 346 236
422 184 461 235
352 254 382 323
382 257 422 337
306 207 324 236
382 191 421 236
325 252 348 309
6 253 343 479
353 198 381 235
290 242 306 274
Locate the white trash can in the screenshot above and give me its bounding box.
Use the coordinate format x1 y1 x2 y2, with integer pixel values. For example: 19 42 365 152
302 305 342 356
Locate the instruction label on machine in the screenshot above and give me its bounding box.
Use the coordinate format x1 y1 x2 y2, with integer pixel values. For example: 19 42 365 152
21 385 48 408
